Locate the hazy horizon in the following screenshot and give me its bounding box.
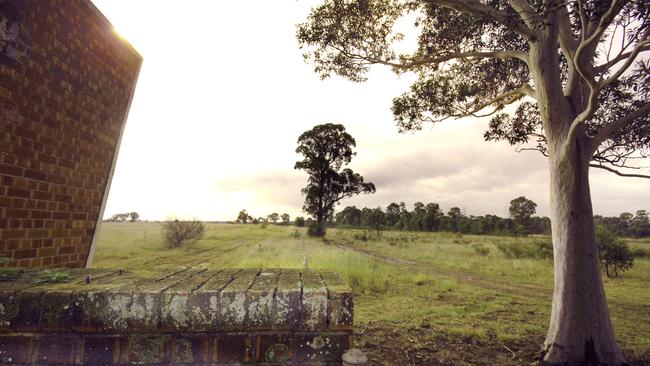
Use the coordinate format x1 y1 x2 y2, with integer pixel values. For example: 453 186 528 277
91 0 650 222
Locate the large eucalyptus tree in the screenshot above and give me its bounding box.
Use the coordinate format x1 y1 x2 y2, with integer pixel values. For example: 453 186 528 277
297 0 649 364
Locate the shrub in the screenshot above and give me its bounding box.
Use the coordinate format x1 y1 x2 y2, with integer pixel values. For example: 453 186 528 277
162 219 205 248
290 229 301 238
294 216 306 227
307 222 326 237
471 243 490 256
596 225 634 278
495 240 553 259
353 230 371 241
496 241 531 258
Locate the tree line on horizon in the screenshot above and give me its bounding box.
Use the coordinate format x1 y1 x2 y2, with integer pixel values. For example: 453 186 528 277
335 202 650 238
334 198 551 236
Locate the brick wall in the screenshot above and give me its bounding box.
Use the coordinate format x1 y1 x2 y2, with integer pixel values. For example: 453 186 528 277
0 0 142 267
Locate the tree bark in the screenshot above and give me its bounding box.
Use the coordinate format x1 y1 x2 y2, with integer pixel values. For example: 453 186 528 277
542 132 624 365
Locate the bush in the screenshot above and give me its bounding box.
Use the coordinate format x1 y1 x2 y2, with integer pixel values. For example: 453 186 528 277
533 240 554 259
596 225 634 278
353 230 378 241
495 240 553 259
162 219 204 248
307 222 326 237
290 229 301 238
471 243 490 256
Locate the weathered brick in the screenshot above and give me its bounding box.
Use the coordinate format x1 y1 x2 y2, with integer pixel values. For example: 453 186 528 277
0 0 142 268
0 335 33 364
34 335 76 365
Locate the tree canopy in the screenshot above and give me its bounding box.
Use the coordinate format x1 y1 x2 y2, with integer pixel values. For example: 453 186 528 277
509 196 537 222
297 0 649 178
295 123 376 235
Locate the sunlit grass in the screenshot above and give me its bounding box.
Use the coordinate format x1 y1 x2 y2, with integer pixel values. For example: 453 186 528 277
93 222 650 358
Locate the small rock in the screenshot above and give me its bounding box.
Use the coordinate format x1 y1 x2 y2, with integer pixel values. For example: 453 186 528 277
342 348 368 366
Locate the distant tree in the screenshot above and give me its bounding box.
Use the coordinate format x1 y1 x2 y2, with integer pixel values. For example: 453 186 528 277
596 225 634 278
447 207 463 232
509 197 537 223
385 202 401 228
335 206 363 226
509 196 537 234
298 0 650 361
162 219 204 248
363 207 386 233
259 217 268 229
267 212 280 224
630 210 650 237
294 123 376 236
236 210 251 224
109 213 129 222
281 213 291 226
294 216 306 227
424 203 442 231
129 212 140 222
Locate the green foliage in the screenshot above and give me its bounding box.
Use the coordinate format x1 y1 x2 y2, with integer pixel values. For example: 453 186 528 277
334 201 550 236
509 196 537 235
294 216 306 227
307 221 326 237
353 230 381 242
596 225 635 278
267 212 280 224
37 270 71 283
236 210 252 224
290 229 301 238
0 268 21 281
471 243 490 257
495 240 553 260
294 123 375 226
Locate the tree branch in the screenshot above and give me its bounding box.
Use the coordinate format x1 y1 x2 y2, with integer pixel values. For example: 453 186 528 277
595 44 650 73
589 164 650 179
567 0 632 151
599 39 650 88
454 85 536 118
382 50 529 70
574 0 622 84
506 0 542 29
589 102 650 155
423 0 536 41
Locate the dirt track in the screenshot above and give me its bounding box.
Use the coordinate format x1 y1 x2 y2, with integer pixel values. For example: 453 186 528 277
327 238 553 300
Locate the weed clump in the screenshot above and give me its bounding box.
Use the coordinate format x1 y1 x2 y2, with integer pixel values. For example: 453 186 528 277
495 240 553 259
471 243 490 256
290 229 301 238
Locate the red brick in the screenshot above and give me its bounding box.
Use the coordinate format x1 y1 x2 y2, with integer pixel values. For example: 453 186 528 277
0 164 23 176
14 249 37 259
0 0 141 269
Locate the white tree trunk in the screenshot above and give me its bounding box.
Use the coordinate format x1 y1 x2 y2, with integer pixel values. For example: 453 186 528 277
542 135 624 365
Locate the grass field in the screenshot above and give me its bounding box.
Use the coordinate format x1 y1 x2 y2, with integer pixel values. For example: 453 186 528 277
93 222 650 365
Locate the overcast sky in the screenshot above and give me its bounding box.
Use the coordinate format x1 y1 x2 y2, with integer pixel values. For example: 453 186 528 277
91 0 649 221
